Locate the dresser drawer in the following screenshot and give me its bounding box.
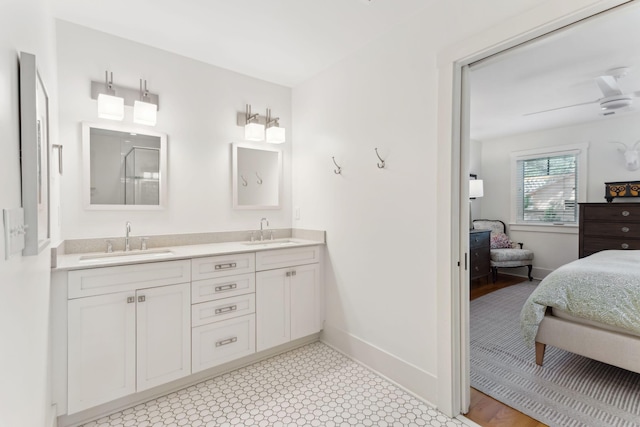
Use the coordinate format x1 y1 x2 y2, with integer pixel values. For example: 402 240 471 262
582 205 640 222
191 273 255 304
192 314 255 373
255 246 320 271
192 294 255 327
470 230 490 249
581 237 640 256
582 221 640 238
68 260 191 299
191 253 255 280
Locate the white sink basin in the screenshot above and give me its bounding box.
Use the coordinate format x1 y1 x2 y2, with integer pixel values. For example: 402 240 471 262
79 249 174 263
243 239 299 247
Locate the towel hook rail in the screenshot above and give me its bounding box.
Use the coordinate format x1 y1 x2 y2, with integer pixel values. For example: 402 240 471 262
240 174 248 187
256 172 263 185
375 148 385 169
332 157 342 175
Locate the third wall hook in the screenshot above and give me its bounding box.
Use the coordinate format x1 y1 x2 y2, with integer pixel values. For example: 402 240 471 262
375 148 386 169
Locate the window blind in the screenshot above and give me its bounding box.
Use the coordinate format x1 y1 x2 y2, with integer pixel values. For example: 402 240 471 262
516 154 577 223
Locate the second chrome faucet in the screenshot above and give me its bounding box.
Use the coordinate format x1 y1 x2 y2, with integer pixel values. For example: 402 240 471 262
125 221 132 251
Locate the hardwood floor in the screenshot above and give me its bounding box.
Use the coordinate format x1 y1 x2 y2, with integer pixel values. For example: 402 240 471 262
466 273 548 427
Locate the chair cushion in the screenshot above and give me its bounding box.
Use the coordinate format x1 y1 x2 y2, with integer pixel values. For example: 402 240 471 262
490 232 512 249
490 248 534 263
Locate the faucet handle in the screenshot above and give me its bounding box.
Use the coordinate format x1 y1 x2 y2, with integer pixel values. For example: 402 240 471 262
249 231 256 242
105 239 113 253
140 237 149 251
269 230 274 240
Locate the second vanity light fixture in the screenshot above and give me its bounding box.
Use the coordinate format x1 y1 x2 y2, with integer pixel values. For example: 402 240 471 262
237 104 286 143
91 71 159 126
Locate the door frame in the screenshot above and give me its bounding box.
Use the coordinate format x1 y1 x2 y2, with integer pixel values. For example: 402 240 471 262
435 0 635 418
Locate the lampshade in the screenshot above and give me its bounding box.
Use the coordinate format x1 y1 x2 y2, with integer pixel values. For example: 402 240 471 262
245 122 265 141
469 179 484 198
97 93 124 121
266 126 286 144
133 100 158 126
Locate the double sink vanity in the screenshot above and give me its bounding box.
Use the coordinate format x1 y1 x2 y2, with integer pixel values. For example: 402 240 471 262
51 229 325 422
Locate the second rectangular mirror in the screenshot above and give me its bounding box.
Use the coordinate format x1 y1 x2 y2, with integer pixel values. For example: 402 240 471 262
232 142 282 209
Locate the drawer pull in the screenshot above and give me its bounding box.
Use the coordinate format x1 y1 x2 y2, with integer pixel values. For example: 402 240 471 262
127 296 135 304
216 337 238 347
286 272 291 277
215 283 237 292
621 243 630 249
622 227 630 233
138 295 146 303
622 210 630 217
215 305 238 315
215 262 237 270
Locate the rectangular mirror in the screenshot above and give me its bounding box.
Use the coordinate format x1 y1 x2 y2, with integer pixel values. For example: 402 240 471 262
82 122 167 210
232 142 282 209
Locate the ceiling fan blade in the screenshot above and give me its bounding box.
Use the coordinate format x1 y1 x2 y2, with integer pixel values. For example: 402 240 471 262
596 75 622 97
523 100 598 116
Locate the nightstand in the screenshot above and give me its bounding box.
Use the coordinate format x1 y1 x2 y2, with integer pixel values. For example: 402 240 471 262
470 229 491 281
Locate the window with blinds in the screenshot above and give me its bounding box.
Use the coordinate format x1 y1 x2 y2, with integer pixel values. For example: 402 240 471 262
516 154 577 223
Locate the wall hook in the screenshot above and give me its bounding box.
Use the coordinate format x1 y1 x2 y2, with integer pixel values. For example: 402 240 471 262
240 174 248 187
256 172 263 185
375 148 386 169
332 157 342 175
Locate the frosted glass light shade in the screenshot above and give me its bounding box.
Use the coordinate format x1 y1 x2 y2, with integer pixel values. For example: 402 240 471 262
245 122 265 141
266 126 286 144
133 100 158 126
97 93 124 120
469 179 484 198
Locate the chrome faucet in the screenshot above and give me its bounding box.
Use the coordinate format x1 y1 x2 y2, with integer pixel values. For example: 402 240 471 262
125 221 132 251
260 218 269 241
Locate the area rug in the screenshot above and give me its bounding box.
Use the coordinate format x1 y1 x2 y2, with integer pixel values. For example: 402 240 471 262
470 282 640 427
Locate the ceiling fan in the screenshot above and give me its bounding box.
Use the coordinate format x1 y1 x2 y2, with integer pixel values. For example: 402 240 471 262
525 67 640 117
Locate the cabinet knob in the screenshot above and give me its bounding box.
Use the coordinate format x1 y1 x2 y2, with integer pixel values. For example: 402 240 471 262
621 243 630 249
138 295 146 303
622 210 630 217
622 227 630 233
127 296 135 304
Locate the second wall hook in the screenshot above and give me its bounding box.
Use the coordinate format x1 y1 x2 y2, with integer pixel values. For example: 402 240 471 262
332 157 342 175
375 148 386 169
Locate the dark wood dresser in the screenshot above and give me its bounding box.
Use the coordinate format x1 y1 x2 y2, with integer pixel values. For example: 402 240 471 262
470 229 491 281
579 203 640 258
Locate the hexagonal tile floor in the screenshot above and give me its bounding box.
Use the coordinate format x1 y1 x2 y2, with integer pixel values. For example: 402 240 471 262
81 342 463 427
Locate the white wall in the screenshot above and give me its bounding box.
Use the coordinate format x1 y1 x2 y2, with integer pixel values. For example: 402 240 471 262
291 0 568 405
480 112 640 276
0 1 59 426
57 21 292 240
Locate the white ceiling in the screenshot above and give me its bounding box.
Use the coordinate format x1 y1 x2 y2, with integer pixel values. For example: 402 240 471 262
470 4 640 141
52 0 432 87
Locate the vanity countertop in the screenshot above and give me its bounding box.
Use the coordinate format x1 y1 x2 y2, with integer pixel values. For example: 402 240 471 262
53 238 324 271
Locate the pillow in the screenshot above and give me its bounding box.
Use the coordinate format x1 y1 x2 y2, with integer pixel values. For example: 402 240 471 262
490 232 512 249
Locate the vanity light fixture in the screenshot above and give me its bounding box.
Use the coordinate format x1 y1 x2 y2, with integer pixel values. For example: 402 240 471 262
91 73 160 123
97 71 124 121
244 104 265 141
133 79 158 126
265 108 285 144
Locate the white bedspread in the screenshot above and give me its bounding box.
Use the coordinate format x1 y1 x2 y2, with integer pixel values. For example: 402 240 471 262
520 250 640 346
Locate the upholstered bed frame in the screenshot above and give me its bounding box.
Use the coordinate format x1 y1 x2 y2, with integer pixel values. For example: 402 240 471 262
535 309 640 374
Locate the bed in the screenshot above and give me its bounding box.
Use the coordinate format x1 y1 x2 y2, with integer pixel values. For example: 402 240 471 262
520 250 640 373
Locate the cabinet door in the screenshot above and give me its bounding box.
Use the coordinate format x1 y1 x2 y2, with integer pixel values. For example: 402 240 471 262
137 283 191 391
68 292 136 414
256 268 290 352
290 263 321 340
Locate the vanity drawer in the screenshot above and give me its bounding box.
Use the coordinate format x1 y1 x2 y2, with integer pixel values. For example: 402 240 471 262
192 294 255 327
191 273 255 304
68 260 191 299
255 246 320 271
191 253 255 280
192 314 255 373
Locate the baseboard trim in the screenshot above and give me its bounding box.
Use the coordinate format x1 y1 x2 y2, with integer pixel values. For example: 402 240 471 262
49 404 58 427
320 324 438 407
